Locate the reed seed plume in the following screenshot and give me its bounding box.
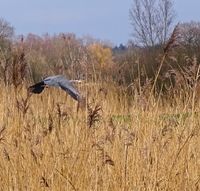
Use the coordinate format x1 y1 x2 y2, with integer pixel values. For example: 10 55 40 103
16 90 32 116
164 23 180 54
150 24 180 96
3 148 10 162
40 176 50 188
0 125 6 143
87 104 102 128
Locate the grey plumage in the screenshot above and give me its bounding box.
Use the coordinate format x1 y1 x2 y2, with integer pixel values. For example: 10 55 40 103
28 75 82 101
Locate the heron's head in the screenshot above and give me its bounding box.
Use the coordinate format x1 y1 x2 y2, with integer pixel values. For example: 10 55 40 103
43 78 51 83
43 78 54 87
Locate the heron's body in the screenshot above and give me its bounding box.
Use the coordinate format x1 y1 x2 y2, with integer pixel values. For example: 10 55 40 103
28 75 82 101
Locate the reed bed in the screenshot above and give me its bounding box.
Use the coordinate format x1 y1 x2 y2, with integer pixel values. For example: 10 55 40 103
0 81 199 191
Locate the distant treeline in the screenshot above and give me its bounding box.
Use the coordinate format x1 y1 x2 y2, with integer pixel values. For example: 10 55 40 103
0 19 200 99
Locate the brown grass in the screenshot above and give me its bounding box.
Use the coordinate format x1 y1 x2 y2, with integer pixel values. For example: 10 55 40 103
0 81 199 190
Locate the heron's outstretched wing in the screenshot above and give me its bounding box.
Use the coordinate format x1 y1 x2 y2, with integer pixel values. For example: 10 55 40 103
28 81 46 94
57 78 81 101
29 75 82 101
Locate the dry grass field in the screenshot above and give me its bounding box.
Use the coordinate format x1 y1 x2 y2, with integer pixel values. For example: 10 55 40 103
0 81 199 191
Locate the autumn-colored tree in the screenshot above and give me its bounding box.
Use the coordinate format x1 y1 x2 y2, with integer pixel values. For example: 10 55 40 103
88 43 113 68
22 33 88 81
88 43 114 81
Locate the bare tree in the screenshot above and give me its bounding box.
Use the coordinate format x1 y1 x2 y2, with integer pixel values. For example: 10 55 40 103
0 18 14 40
179 21 200 49
129 0 175 47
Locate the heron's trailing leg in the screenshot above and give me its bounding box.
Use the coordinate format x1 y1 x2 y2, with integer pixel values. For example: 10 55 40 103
76 97 86 113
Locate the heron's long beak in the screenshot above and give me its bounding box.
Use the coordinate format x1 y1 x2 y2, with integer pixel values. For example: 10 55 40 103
70 80 83 84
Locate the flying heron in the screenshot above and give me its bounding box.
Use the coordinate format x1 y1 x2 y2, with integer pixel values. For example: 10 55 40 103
28 75 83 103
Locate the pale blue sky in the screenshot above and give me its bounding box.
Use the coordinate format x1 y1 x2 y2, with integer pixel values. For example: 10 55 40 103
0 0 199 45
